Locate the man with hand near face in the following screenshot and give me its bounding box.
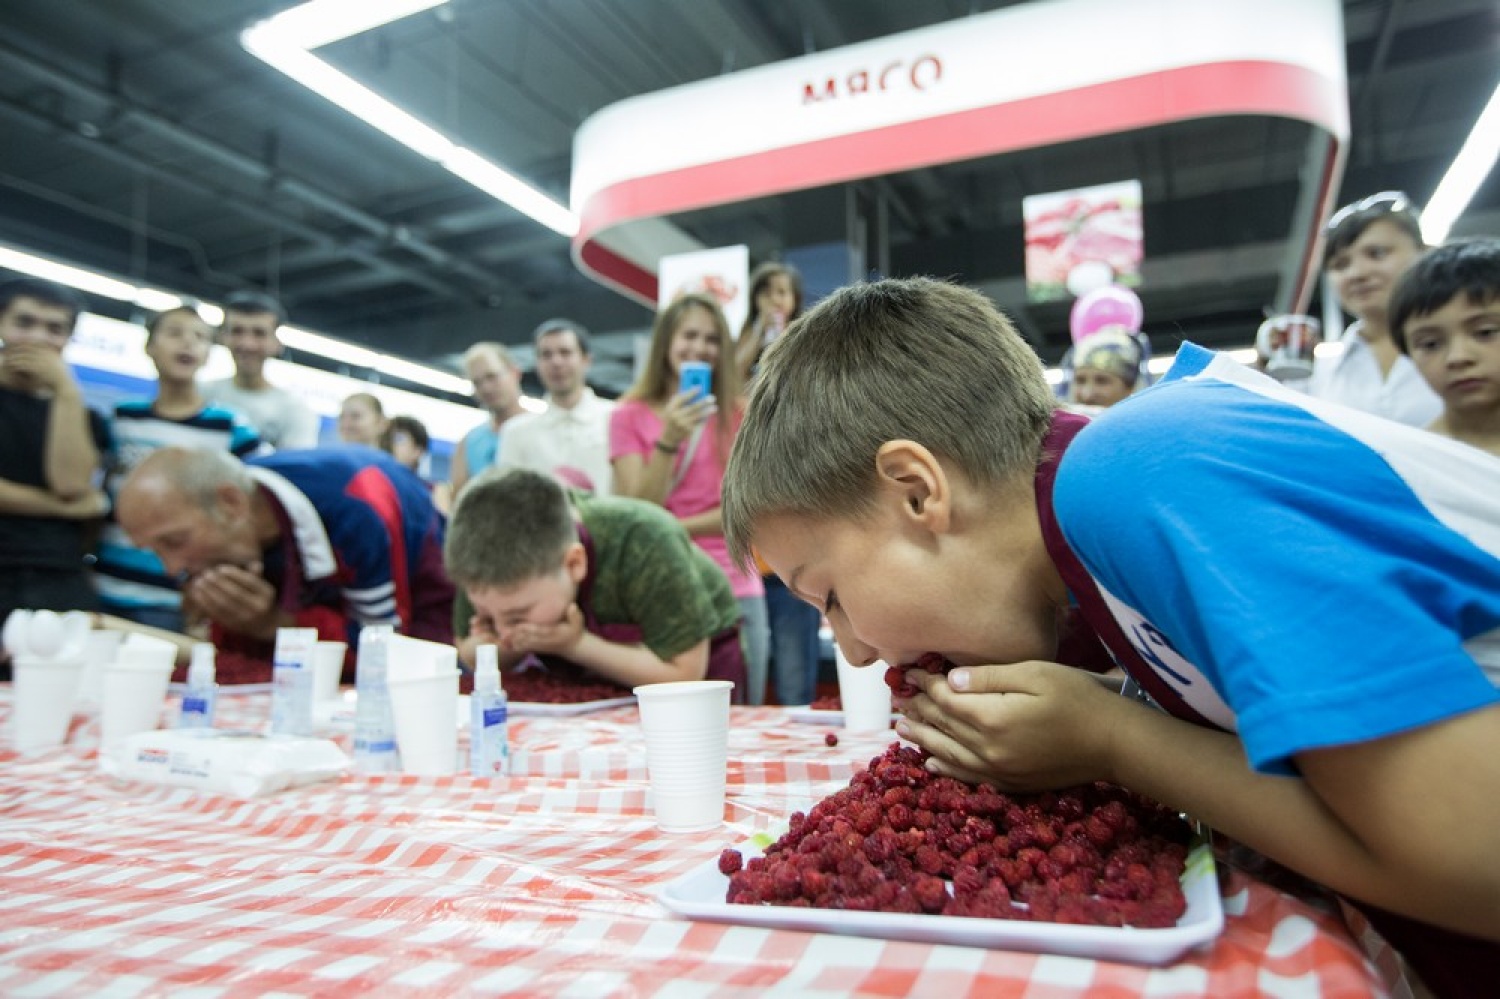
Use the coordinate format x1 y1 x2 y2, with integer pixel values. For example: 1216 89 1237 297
0 278 111 667
116 445 454 683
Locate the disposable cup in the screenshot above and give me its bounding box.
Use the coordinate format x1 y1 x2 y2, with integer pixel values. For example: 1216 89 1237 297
1256 314 1321 382
100 654 174 750
11 656 84 752
76 630 126 708
311 641 347 704
835 645 892 732
633 680 732 832
387 669 459 775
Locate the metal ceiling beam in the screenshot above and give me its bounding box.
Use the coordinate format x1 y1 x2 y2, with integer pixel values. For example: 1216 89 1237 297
0 95 469 303
0 34 512 298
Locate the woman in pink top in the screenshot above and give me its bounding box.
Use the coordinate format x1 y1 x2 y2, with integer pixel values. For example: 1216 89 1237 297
609 292 769 703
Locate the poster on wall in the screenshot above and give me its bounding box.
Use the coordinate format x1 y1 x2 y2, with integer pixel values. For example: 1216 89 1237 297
1023 179 1143 303
657 244 749 337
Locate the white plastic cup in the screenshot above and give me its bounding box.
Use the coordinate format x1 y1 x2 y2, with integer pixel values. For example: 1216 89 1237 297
11 656 84 752
100 650 175 750
633 680 733 832
1256 314 1321 382
835 645 892 732
310 641 347 704
76 630 126 708
387 669 460 775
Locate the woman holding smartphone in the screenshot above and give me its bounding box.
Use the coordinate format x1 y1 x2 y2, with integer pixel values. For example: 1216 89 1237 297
609 292 769 703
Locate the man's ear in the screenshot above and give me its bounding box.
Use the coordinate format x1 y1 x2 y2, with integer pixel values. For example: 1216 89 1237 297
214 482 249 519
562 541 589 584
874 440 952 533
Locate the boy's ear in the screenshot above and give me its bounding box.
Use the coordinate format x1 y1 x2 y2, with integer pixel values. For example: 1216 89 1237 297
562 541 589 584
874 440 951 533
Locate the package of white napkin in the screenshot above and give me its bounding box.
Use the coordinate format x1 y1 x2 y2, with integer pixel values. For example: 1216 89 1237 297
100 728 350 797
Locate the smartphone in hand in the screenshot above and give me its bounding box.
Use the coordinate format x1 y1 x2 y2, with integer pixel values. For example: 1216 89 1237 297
679 361 712 401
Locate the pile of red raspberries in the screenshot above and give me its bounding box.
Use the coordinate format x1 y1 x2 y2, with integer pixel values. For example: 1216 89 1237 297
721 743 1190 926
501 669 631 704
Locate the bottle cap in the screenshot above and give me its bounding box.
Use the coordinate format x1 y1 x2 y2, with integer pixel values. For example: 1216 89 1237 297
188 643 216 686
476 643 501 693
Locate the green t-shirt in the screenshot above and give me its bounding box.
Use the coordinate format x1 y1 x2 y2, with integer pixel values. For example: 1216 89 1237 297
453 494 740 661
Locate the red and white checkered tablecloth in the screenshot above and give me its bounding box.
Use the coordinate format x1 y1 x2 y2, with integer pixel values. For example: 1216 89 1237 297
0 687 1392 997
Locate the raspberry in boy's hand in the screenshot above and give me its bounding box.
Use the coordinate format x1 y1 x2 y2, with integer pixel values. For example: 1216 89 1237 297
886 653 957 698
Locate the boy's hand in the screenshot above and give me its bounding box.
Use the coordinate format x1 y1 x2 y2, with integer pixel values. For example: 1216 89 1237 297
660 390 717 446
2 342 72 393
502 603 585 657
468 613 500 648
895 659 1125 791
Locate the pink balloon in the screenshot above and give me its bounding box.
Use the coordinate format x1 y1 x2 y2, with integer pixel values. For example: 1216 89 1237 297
1070 285 1144 343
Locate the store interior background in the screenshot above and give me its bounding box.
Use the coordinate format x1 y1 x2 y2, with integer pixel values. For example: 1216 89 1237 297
0 0 1495 407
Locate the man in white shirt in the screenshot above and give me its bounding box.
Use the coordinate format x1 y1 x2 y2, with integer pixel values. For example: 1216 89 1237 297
202 291 321 449
496 319 615 495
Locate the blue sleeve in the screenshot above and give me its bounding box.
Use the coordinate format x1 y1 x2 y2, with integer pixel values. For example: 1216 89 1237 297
1055 379 1500 773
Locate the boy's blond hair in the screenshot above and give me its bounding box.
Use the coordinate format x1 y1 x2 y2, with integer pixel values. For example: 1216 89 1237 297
722 277 1054 567
444 468 573 588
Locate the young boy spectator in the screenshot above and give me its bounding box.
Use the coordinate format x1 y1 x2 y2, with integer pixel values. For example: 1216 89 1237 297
202 290 320 450
445 468 746 698
382 414 431 476
1391 237 1500 461
0 278 110 664
722 277 1499 992
96 307 262 631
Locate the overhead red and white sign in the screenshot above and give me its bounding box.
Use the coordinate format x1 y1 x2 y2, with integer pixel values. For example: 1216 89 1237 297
571 0 1348 310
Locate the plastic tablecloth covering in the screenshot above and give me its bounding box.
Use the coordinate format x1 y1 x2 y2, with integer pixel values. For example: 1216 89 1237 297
0 687 1392 998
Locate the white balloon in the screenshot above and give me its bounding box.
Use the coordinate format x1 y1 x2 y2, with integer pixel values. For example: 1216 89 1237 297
27 609 64 658
60 611 92 658
3 609 33 656
1065 260 1114 298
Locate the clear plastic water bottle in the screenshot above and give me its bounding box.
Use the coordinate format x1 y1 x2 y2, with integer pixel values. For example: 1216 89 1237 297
269 627 318 737
469 644 509 777
177 643 218 729
353 625 401 773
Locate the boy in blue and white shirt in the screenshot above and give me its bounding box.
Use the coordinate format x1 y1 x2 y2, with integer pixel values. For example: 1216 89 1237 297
97 307 262 630
723 278 1499 994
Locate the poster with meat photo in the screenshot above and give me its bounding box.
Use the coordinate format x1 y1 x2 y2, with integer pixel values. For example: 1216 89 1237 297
657 244 750 336
1023 180 1144 303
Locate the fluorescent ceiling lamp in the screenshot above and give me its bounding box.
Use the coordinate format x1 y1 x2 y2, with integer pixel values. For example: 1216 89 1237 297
0 245 139 302
133 288 183 313
442 147 580 238
0 240 470 395
242 1 579 236
256 0 448 50
242 28 454 161
375 354 471 395
1421 81 1500 245
278 325 382 369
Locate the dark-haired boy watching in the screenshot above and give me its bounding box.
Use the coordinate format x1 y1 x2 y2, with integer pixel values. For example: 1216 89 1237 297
202 290 319 450
0 278 110 662
1391 237 1500 462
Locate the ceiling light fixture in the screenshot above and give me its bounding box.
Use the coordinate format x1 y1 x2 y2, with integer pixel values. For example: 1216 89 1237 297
253 0 449 50
242 0 579 237
0 242 473 396
1421 81 1500 245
